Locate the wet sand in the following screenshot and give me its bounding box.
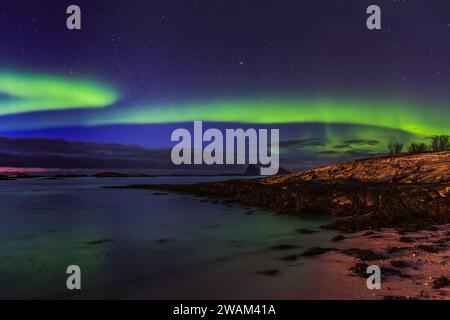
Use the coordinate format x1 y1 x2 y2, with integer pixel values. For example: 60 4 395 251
296 225 450 300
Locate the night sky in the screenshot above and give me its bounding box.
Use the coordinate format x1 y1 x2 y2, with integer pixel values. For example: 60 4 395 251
0 0 449 172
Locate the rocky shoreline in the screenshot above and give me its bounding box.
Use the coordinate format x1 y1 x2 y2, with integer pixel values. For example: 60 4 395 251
109 152 450 232
113 179 449 232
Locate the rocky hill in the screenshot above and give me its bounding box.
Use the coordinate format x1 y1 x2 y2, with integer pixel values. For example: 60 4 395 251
265 151 450 184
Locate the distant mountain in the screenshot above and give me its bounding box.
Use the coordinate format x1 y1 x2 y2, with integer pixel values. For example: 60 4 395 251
94 172 149 178
243 164 290 176
8 172 31 179
0 172 31 180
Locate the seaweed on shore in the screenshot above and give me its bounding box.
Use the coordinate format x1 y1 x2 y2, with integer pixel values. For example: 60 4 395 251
86 239 114 245
300 247 337 257
331 235 346 242
390 260 411 269
340 248 386 261
270 244 299 251
256 270 281 276
432 276 450 289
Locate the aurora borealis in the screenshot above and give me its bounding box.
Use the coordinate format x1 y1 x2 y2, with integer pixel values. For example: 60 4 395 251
0 71 118 116
1 0 450 172
1 74 448 136
85 98 448 136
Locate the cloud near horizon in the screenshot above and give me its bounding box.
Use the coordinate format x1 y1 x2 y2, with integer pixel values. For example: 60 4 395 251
0 136 170 170
0 136 251 173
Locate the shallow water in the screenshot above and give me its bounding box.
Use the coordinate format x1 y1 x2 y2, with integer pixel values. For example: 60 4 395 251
0 177 337 299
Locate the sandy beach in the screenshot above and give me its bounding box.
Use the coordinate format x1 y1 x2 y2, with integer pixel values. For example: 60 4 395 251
295 225 450 300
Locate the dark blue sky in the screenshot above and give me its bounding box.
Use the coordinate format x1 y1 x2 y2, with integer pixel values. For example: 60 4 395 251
0 0 449 171
2 0 450 101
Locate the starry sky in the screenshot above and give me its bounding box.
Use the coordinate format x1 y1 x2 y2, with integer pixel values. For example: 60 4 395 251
0 0 449 172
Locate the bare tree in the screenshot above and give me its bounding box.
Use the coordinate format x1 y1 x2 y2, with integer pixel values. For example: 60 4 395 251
408 142 428 154
388 142 403 155
430 135 450 151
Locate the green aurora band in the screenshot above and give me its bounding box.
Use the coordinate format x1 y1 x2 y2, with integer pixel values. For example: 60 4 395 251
0 70 448 144
87 98 449 137
0 71 119 116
